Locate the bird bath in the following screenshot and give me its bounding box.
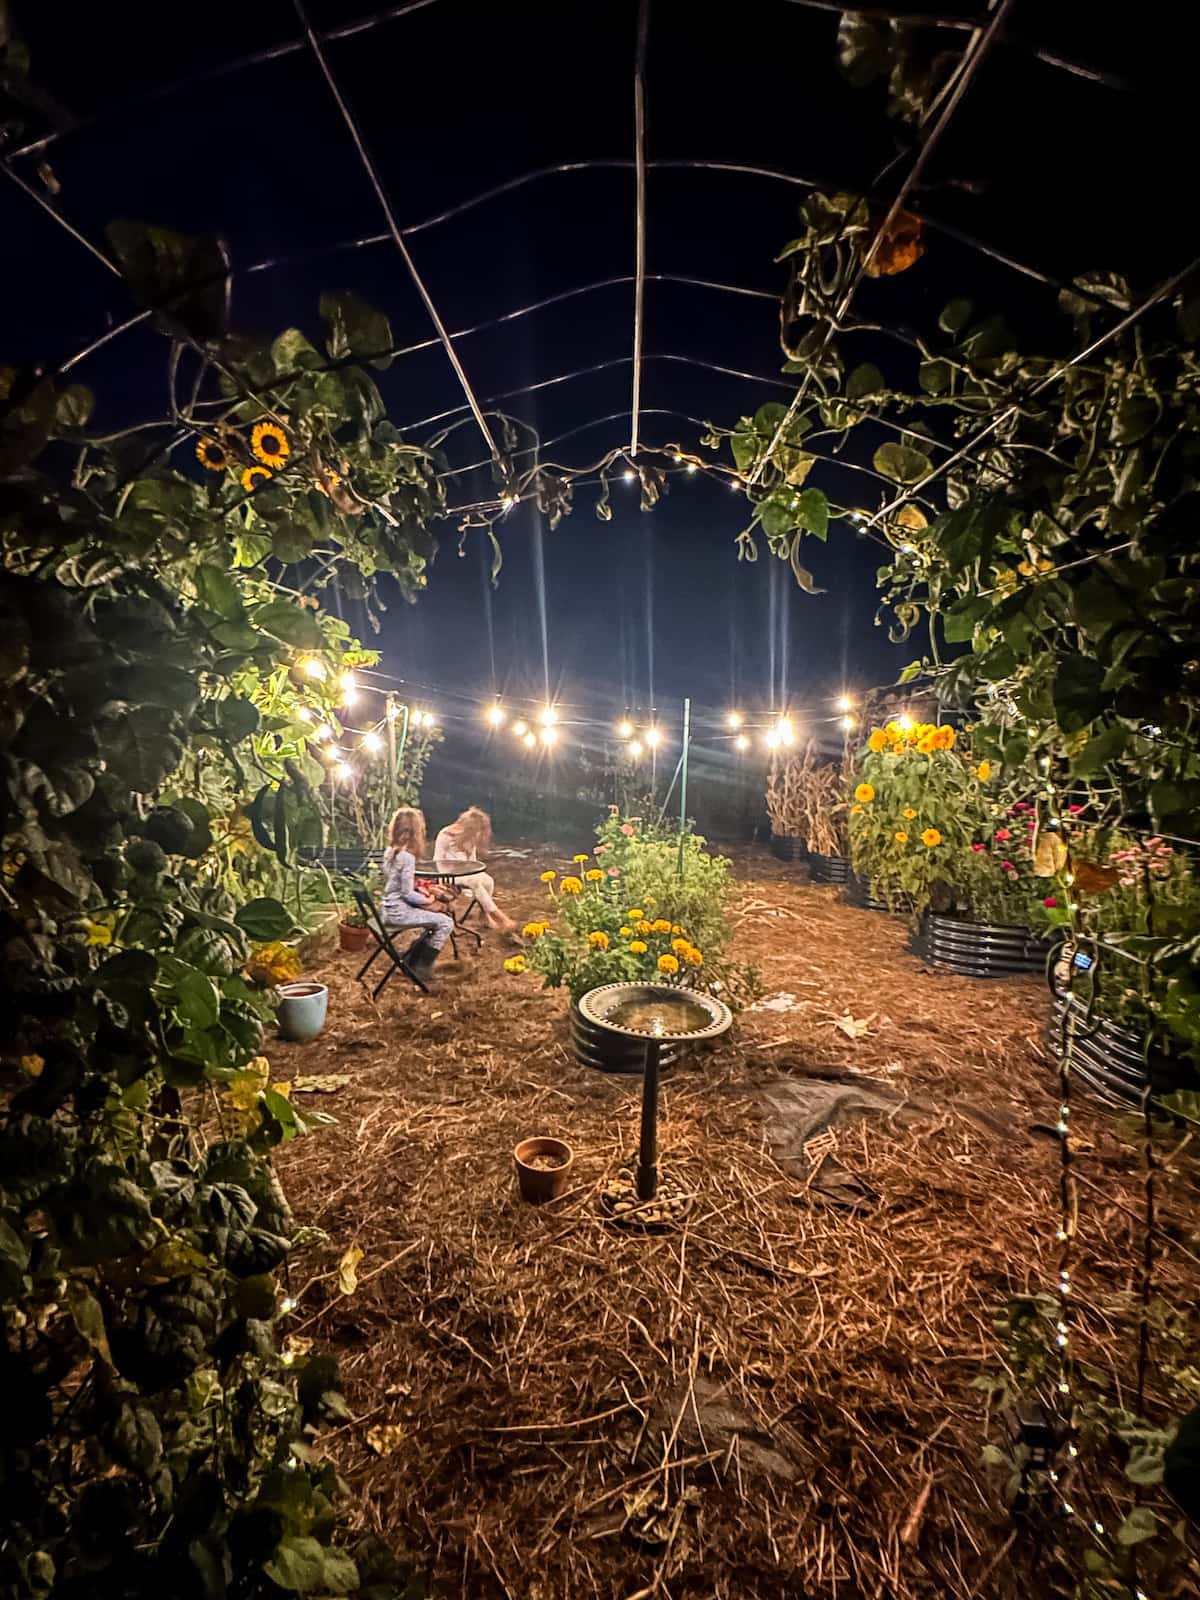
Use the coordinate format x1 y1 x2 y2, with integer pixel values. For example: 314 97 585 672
578 983 732 1221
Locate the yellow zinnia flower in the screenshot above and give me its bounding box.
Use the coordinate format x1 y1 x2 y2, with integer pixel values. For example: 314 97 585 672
636 920 654 937
657 954 679 975
585 868 604 882
503 955 527 974
626 908 644 920
902 808 917 820
976 760 991 782
540 870 557 882
241 465 272 492
922 828 942 848
868 729 888 753
522 922 547 939
573 854 589 864
672 937 690 955
652 919 671 934
683 946 704 966
196 435 230 472
251 420 290 468
619 926 633 937
917 732 937 754
561 876 583 895
854 783 875 803
629 940 648 954
587 931 609 951
894 831 909 844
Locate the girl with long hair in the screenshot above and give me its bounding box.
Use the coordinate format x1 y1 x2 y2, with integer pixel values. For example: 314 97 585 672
381 806 454 985
433 806 518 937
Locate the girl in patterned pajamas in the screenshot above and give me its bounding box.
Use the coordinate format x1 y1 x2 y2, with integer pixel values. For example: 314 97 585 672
381 806 454 984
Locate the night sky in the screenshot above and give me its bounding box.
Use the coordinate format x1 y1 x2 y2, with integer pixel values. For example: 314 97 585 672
3 2 1193 732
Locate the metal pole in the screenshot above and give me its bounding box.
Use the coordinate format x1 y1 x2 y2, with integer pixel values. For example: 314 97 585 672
397 703 410 783
636 1038 660 1200
677 697 691 876
385 692 398 813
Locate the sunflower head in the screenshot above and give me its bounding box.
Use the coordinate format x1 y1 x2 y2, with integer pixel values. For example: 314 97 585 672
922 827 943 848
196 435 230 472
242 466 272 492
251 421 290 468
867 729 888 753
976 760 991 782
854 783 875 803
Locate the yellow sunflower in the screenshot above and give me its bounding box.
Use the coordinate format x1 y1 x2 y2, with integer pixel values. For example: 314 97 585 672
560 876 583 896
868 729 888 753
585 868 604 882
251 420 290 468
587 931 609 950
196 435 230 472
922 828 942 848
976 760 991 782
242 465 272 492
917 732 937 754
902 808 917 820
629 939 648 954
935 726 957 750
314 467 342 497
894 831 909 844
854 783 875 803
657 954 679 975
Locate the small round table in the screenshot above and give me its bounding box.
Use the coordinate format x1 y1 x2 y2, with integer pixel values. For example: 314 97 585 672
414 859 487 952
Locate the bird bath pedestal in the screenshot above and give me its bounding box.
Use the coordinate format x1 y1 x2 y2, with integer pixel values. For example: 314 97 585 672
578 983 732 1228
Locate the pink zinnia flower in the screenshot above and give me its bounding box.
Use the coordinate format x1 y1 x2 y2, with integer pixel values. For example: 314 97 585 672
1068 804 1083 813
1001 860 1015 872
620 823 635 836
1013 802 1030 812
594 843 608 854
1043 895 1058 908
971 842 986 853
608 867 620 877
995 828 1012 841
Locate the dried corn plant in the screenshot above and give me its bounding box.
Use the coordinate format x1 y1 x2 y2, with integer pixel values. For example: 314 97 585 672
766 740 849 854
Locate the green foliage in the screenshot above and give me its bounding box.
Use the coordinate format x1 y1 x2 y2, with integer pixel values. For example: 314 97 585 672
0 224 432 1595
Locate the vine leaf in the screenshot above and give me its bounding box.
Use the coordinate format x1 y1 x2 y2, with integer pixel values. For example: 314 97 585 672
1052 655 1108 735
873 442 932 484
337 1245 363 1296
106 220 230 343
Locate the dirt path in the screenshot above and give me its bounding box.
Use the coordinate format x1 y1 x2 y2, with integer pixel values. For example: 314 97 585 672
273 844 1159 1599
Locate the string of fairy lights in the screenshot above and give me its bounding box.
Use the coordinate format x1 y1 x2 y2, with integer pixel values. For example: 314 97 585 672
293 655 867 781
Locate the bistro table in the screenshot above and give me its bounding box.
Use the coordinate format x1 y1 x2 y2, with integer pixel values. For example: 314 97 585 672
415 859 487 954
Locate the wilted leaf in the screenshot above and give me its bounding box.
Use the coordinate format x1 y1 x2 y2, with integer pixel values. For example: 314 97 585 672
293 1074 352 1094
337 1244 363 1295
863 209 924 277
365 1422 407 1456
832 1013 874 1039
1115 1506 1157 1545
1071 860 1119 895
1032 833 1067 876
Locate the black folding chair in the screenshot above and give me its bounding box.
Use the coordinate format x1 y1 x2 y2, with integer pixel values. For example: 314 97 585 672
351 888 429 998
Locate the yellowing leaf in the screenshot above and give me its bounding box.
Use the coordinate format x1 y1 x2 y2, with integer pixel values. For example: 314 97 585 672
863 208 924 277
365 1422 407 1456
833 1012 874 1039
19 1054 44 1077
337 1244 363 1296
1033 833 1068 877
293 1073 352 1094
896 504 928 531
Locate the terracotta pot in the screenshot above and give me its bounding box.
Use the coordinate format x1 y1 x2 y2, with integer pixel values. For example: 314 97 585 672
513 1137 574 1204
276 981 329 1043
339 922 371 953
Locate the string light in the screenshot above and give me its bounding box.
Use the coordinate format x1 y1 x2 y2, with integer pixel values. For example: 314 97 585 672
895 714 914 732
623 469 636 482
501 494 517 511
777 717 795 747
334 762 353 782
835 694 854 713
687 462 697 473
539 706 558 727
340 670 357 694
726 711 743 729
512 719 528 738
522 730 536 749
765 729 782 751
341 688 359 708
617 719 634 739
279 1296 297 1314
840 714 856 731
361 731 383 754
297 708 314 723
540 725 557 746
302 659 326 681
735 734 750 752
628 739 644 758
314 723 333 742
486 703 505 728
645 727 661 748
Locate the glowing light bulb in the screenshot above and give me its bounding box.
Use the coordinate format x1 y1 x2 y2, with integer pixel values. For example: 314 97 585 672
765 730 782 751
512 719 528 738
297 708 314 723
334 762 353 782
623 469 636 482
361 731 382 754
726 711 743 729
314 723 333 742
645 728 661 748
840 715 856 731
735 734 750 752
687 462 697 473
835 694 853 713
412 710 426 728
501 494 516 511
540 706 557 727
340 670 357 694
279 1297 297 1314
628 739 644 759
778 718 795 746
896 714 914 732
302 659 326 681
486 704 505 727
523 731 536 749
540 725 557 746
341 689 359 709
617 719 634 739
424 714 437 730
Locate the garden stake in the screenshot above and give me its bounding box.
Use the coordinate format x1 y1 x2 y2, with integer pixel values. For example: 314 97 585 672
636 1037 661 1201
385 691 398 812
677 696 691 877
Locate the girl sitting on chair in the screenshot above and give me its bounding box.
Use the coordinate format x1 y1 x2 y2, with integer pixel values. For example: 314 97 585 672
381 806 454 985
433 806 519 938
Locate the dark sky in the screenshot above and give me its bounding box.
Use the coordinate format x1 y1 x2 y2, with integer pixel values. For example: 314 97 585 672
3 1 1193 732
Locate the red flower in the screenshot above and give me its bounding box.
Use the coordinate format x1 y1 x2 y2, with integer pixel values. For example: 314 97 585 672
995 828 1012 841
1027 820 1037 830
1013 802 1030 812
1043 895 1058 908
971 842 986 853
1068 804 1083 814
1001 860 1015 872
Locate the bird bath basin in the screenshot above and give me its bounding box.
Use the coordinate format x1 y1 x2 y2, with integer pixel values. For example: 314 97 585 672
579 983 732 1222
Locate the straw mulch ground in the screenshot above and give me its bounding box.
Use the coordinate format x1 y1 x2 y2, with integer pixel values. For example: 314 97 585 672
274 845 1193 1599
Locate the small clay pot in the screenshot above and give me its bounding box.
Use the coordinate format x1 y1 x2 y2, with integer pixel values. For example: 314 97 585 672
276 981 329 1043
339 922 371 953
513 1137 574 1204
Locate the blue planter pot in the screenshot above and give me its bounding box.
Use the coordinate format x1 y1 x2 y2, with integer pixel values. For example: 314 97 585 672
276 982 329 1043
